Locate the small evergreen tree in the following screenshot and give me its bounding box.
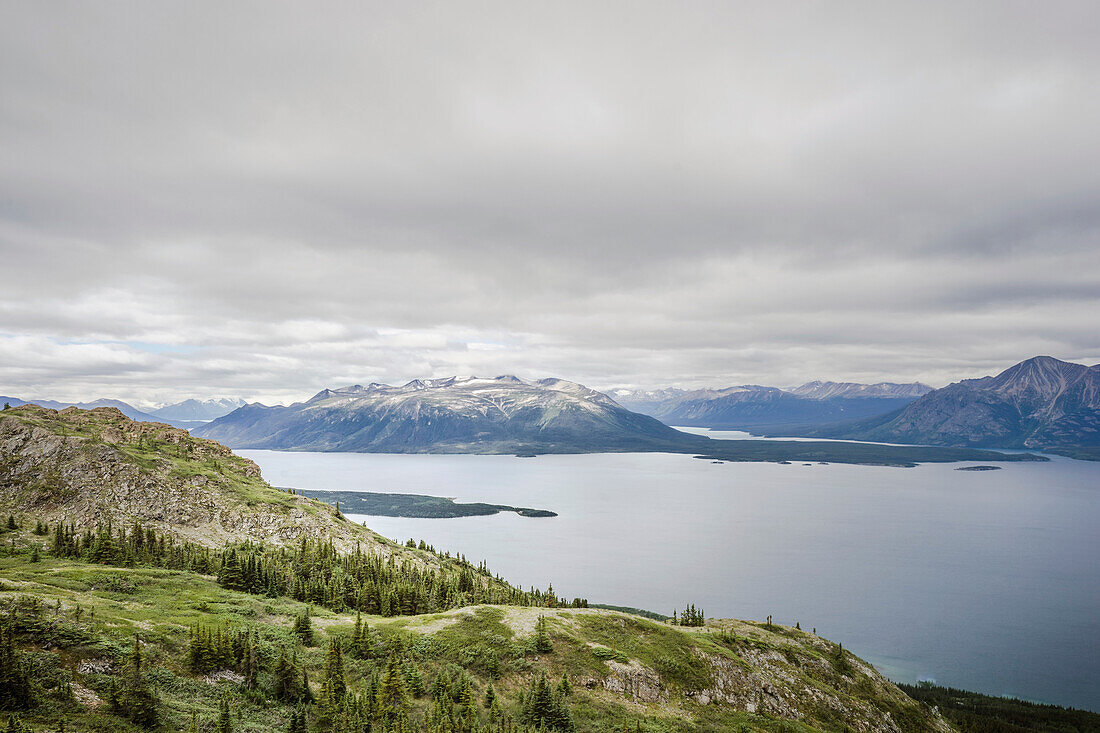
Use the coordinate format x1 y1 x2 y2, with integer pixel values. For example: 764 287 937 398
216 691 233 733
0 625 34 711
292 610 313 646
119 635 159 729
535 615 553 653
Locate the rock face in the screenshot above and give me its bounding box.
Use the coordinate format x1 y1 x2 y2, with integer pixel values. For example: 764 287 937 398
830 356 1100 452
194 376 707 454
547 610 954 733
0 404 388 551
614 382 930 431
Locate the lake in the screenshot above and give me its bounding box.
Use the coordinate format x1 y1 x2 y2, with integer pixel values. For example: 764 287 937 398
240 445 1100 711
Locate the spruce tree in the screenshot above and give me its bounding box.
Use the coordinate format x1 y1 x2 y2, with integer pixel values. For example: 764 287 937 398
319 638 347 726
376 652 408 731
0 625 33 711
274 648 300 701
119 635 159 729
535 615 553 653
216 691 233 733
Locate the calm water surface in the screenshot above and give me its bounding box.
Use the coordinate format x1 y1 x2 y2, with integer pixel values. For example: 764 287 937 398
241 446 1100 711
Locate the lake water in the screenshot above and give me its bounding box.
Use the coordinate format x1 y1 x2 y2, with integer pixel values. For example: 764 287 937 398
240 446 1100 711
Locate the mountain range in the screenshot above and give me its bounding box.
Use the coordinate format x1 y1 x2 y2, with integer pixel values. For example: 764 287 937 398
0 396 167 424
195 375 700 453
613 381 932 431
0 395 246 429
191 375 1042 466
820 356 1100 459
149 396 247 422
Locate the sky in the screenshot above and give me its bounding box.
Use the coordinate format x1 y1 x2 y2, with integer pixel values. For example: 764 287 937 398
1 2 1098 405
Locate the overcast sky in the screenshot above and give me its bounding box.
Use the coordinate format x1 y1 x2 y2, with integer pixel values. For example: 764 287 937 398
1 2 1098 405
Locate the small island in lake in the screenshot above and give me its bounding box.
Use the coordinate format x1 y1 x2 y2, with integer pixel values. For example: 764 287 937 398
955 465 1003 472
295 488 558 518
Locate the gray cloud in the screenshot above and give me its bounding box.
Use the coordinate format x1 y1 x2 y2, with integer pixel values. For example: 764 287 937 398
1 1 1098 404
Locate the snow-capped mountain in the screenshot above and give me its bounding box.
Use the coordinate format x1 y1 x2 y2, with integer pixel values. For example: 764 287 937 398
194 376 706 453
150 397 247 422
789 381 933 400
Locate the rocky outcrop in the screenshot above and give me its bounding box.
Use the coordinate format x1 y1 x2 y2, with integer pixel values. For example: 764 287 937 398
0 405 390 552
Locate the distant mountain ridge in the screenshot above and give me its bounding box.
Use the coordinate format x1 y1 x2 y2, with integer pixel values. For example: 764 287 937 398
613 381 932 431
823 356 1100 458
0 396 165 424
150 397 246 422
195 375 704 454
789 381 933 400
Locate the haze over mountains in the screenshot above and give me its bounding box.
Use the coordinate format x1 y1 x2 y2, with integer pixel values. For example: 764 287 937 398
0 395 246 429
614 381 932 431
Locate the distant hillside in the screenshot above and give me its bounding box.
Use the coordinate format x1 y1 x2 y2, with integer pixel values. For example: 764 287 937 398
150 396 246 422
195 376 705 454
614 381 930 431
824 356 1100 458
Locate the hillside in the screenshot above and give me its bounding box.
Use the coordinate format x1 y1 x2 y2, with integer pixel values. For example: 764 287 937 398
0 404 392 552
824 357 1100 457
195 376 705 454
614 383 930 432
0 403 960 732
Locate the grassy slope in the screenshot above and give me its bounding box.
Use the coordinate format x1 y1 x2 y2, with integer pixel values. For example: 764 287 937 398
0 551 950 733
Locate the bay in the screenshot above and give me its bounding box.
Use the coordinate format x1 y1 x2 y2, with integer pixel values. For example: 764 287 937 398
240 446 1100 711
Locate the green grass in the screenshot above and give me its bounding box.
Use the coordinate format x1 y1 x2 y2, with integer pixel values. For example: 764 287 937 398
0 549 951 733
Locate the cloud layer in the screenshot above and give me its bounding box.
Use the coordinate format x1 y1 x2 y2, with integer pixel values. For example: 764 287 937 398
1 2 1098 403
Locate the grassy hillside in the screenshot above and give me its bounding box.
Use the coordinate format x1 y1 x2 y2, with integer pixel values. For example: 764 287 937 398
0 543 953 733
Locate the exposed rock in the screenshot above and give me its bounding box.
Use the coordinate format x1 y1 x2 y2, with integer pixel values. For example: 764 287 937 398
0 405 398 554
601 659 666 702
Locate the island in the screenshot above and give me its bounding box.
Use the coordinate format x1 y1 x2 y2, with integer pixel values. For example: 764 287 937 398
294 488 558 518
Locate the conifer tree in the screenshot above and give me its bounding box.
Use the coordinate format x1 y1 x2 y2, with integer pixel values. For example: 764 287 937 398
293 609 314 646
319 638 347 727
376 653 408 731
557 672 571 698
216 691 233 733
287 707 308 733
274 648 301 701
535 615 553 653
0 625 33 711
483 683 496 709
119 635 159 729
